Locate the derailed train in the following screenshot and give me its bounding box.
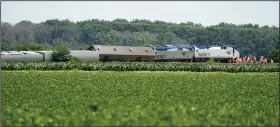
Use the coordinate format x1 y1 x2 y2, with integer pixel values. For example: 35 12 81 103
1 44 240 63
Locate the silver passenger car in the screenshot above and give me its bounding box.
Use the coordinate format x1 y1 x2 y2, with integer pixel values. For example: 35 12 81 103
1 51 44 62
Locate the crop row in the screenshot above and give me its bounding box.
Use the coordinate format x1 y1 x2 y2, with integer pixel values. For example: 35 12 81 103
3 103 279 126
2 71 279 126
1 62 279 72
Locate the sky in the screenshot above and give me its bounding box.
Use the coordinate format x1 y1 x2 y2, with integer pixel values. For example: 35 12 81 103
1 1 279 27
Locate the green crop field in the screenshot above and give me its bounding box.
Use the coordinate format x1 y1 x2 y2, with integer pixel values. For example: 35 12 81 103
1 71 279 126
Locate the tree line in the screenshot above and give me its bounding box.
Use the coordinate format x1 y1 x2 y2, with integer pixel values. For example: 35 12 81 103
1 18 279 59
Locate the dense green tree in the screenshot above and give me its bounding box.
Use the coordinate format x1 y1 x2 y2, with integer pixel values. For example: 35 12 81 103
15 42 46 51
268 49 280 63
51 40 71 62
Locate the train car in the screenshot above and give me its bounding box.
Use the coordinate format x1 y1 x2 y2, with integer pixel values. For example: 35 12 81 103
36 50 100 62
1 44 241 63
193 45 240 63
36 51 53 62
87 45 155 62
149 45 195 62
70 50 99 62
1 50 100 62
1 51 44 62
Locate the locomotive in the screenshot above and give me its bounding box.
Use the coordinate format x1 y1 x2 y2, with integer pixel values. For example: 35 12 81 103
1 44 240 63
150 44 240 63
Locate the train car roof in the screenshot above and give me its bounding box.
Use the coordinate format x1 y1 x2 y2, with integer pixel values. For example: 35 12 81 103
194 44 234 47
1 51 42 55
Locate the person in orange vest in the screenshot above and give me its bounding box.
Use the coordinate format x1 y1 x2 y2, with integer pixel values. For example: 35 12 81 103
264 58 267 64
247 56 251 63
260 56 264 64
239 58 242 63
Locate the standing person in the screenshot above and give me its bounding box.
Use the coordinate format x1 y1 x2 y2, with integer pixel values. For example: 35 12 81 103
249 56 253 63
260 56 264 63
247 56 251 63
232 57 235 63
270 59 274 63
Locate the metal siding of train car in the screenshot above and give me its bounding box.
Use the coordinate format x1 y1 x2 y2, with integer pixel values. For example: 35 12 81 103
36 51 53 62
70 50 99 62
36 50 100 62
1 51 44 62
233 50 240 58
194 46 235 59
155 50 194 60
152 45 194 61
87 45 156 61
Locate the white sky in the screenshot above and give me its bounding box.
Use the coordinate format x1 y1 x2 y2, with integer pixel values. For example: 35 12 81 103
1 1 279 27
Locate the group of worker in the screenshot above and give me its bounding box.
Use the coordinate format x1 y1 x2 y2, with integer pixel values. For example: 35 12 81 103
232 56 273 64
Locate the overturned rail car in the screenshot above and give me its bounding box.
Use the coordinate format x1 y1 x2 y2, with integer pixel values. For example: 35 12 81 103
87 45 156 62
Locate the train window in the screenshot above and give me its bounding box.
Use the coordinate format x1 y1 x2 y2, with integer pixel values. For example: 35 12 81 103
129 48 132 51
114 48 117 51
178 48 183 51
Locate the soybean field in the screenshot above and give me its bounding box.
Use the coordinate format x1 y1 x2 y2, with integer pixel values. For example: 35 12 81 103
1 71 279 126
